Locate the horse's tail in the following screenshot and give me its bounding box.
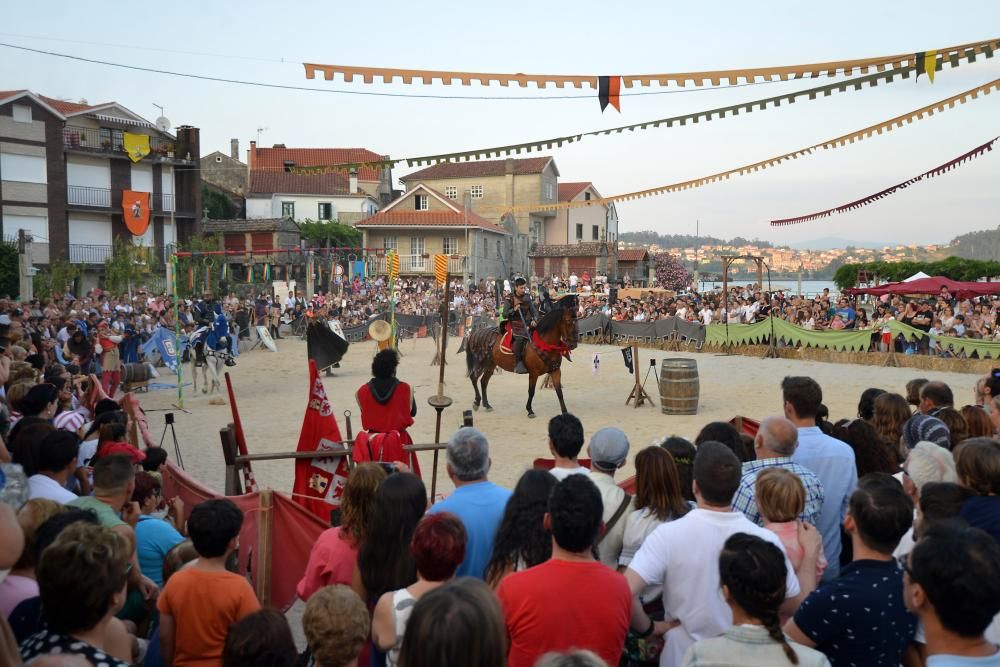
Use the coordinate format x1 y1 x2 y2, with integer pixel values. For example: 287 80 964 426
465 335 476 379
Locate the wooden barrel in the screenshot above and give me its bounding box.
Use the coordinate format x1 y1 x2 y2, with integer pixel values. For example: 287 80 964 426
121 363 152 383
659 358 699 415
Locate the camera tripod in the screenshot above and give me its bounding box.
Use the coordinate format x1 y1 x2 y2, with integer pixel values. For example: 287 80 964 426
160 412 184 469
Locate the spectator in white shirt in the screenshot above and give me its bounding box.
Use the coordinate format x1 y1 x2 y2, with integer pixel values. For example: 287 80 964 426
624 441 818 667
547 414 589 481
27 431 80 504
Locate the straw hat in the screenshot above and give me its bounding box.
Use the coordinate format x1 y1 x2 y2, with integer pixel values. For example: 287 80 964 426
368 319 392 342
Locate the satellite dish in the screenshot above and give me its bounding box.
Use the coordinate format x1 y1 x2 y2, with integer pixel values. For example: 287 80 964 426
156 116 171 132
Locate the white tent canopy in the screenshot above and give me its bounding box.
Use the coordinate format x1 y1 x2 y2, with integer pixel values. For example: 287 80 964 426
902 271 931 282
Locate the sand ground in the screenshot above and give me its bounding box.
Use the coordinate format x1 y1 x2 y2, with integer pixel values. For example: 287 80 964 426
139 334 981 496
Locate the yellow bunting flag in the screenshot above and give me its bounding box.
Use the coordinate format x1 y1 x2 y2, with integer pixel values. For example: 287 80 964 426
924 50 938 83
387 251 400 280
434 254 448 287
123 133 150 163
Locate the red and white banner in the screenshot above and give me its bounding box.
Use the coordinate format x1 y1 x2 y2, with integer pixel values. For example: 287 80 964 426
292 360 350 521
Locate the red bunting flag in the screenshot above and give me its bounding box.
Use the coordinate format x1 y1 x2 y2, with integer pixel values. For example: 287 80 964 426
292 360 351 521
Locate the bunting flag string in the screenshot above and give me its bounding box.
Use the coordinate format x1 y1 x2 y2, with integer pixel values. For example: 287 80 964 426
770 136 998 226
292 43 997 175
303 37 998 90
480 76 1000 214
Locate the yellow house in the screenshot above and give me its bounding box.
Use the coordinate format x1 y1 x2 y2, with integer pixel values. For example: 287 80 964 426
399 157 559 274
355 184 511 282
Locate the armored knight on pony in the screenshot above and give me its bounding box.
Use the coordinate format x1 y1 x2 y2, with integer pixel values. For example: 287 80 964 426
189 290 236 394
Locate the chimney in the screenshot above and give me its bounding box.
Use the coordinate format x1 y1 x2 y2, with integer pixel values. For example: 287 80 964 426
349 167 358 193
248 140 256 169
230 138 239 161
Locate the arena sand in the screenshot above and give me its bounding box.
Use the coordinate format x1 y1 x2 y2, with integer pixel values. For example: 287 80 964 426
140 336 981 497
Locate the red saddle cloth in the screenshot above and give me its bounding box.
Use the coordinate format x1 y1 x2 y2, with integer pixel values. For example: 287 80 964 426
501 327 514 353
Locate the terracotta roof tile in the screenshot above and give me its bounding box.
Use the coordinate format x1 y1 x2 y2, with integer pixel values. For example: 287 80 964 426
558 182 591 201
248 170 354 196
251 147 386 181
357 210 508 234
36 94 104 115
202 218 299 233
529 242 615 257
400 157 553 181
617 248 649 262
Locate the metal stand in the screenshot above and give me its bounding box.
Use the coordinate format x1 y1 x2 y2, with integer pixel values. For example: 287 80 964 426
159 413 184 469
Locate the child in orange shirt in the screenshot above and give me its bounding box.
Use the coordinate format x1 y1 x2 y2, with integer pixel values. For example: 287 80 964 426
157 499 260 667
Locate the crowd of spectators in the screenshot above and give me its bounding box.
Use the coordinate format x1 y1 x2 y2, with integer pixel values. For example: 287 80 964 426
3 279 1000 666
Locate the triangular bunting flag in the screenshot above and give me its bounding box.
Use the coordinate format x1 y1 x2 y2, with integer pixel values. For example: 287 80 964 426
598 75 622 113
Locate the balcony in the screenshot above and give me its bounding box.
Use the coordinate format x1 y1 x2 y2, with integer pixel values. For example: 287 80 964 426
369 254 467 276
68 244 162 267
68 185 111 208
62 125 191 163
67 186 175 212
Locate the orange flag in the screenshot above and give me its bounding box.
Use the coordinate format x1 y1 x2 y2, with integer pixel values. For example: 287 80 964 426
122 190 151 235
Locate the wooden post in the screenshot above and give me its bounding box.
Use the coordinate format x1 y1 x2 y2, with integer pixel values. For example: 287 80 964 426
256 489 273 607
428 276 453 501
625 343 652 408
219 424 243 496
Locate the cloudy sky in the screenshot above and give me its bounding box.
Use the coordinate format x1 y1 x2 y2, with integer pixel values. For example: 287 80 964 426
2 0 999 245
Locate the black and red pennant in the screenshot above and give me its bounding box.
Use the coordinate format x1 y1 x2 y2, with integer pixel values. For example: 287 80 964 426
599 75 621 112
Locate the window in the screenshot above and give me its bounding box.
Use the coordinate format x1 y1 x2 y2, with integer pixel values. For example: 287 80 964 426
12 105 31 123
584 191 591 201
444 186 458 200
318 203 333 220
592 225 599 241
215 155 223 163
531 221 541 246
443 236 457 255
0 153 46 184
414 194 428 211
575 223 583 241
497 239 502 257
544 182 554 200
410 237 425 269
281 201 295 218
383 236 397 252
470 185 484 199
98 128 124 151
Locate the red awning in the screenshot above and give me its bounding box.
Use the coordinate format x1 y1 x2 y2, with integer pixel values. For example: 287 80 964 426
846 276 1000 301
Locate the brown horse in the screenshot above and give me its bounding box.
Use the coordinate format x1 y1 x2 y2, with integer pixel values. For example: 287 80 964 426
465 296 579 418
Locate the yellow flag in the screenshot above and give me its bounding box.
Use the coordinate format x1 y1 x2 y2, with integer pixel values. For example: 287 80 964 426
123 132 151 162
387 251 400 280
923 50 937 83
434 254 448 287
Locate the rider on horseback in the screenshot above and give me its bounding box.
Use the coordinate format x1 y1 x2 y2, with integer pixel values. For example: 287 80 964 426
192 290 219 327
505 277 537 374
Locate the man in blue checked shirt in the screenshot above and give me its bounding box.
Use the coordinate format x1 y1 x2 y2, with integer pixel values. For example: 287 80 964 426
731 415 825 528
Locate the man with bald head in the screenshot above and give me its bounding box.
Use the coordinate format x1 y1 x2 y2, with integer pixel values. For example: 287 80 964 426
731 415 826 528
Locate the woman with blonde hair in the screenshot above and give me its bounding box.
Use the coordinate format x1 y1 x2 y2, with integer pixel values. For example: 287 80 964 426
297 462 387 601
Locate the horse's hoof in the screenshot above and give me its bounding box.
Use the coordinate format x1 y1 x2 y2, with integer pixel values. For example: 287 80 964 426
527 412 536 419
202 388 208 395
485 405 494 412
473 403 480 411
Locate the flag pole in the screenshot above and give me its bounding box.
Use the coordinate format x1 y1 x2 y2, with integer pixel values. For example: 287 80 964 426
172 253 183 410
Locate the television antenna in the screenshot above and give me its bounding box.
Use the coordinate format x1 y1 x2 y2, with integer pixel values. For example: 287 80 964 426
152 103 171 133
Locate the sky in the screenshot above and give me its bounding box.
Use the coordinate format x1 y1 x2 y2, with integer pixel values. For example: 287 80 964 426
2 0 999 247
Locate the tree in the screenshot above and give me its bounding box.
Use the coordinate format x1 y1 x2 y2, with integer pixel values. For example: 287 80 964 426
0 240 19 298
297 219 362 248
653 252 692 291
33 260 80 299
174 234 223 298
103 239 152 295
202 186 237 219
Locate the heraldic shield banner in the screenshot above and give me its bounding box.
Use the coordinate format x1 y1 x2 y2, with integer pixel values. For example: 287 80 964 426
292 359 350 521
122 190 151 236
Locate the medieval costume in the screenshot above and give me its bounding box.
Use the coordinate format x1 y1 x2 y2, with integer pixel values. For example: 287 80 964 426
353 351 420 476
504 278 538 374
